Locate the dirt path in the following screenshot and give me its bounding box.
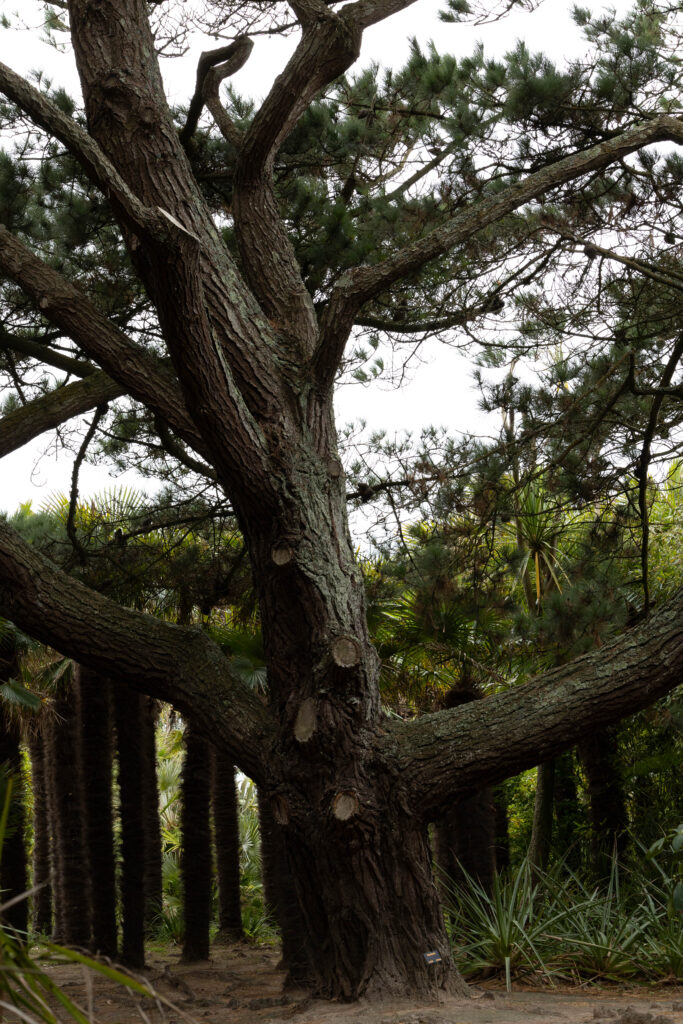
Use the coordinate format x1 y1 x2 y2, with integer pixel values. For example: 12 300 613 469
24 944 683 1024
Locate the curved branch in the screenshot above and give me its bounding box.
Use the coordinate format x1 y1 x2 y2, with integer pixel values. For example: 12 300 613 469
383 590 683 820
179 37 254 148
0 372 123 458
315 115 683 392
0 518 274 781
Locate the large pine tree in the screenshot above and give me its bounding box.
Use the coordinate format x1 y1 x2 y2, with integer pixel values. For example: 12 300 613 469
0 0 682 999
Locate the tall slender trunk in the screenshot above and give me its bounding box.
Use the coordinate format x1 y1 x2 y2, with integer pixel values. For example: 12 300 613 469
579 728 628 878
75 666 117 958
113 681 146 968
47 676 91 947
180 721 212 962
211 752 243 942
141 696 163 932
528 759 555 874
26 727 52 935
0 641 28 936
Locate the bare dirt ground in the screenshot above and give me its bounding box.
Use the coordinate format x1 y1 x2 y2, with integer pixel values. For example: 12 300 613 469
24 944 683 1024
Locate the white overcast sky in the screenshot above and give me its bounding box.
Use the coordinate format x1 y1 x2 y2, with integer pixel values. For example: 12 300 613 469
0 0 634 513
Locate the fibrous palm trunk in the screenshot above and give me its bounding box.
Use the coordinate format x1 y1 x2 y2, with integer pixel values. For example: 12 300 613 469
180 721 212 961
0 637 28 935
141 696 163 932
48 676 91 947
26 727 52 935
75 665 117 958
113 681 146 967
211 752 243 942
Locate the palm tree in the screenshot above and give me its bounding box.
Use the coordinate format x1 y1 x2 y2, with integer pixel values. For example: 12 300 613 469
25 724 52 935
212 751 244 942
74 664 117 958
0 626 28 935
46 663 91 948
180 720 212 961
141 695 163 934
113 680 147 967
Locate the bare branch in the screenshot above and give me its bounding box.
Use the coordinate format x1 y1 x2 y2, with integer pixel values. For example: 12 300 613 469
0 372 123 458
179 37 253 148
315 115 683 392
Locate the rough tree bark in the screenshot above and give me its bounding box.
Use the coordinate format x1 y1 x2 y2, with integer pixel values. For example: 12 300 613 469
0 0 682 999
0 639 28 936
180 722 213 962
140 697 163 933
26 727 53 935
212 752 244 943
113 682 146 968
48 677 91 948
75 666 117 958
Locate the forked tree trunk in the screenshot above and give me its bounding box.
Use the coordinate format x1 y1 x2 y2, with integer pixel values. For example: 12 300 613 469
140 696 163 932
211 752 243 942
48 678 91 947
180 722 212 962
26 728 52 935
113 682 146 968
75 666 117 958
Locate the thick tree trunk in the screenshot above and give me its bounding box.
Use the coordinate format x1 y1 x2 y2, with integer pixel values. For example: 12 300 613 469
268 780 468 1001
26 727 52 935
180 722 212 962
140 696 163 933
211 752 243 942
113 682 146 968
257 789 311 985
528 759 555 874
579 728 628 878
48 678 91 947
75 666 117 958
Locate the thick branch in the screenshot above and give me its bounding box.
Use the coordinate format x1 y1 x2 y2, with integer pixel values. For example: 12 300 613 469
0 518 274 781
0 225 208 460
0 372 123 458
383 590 683 820
316 115 683 391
